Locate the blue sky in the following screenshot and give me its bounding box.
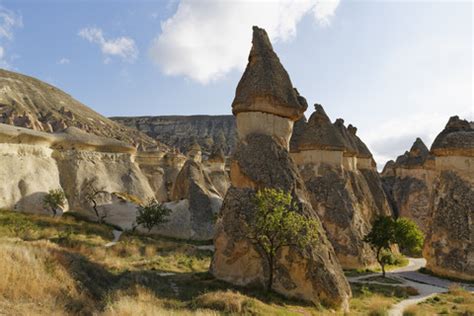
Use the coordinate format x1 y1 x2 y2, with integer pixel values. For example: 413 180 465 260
0 0 472 165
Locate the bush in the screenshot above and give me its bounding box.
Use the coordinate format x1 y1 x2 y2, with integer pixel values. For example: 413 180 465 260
136 200 171 232
43 189 66 216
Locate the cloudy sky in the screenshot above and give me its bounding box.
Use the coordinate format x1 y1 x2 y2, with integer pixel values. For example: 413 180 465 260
0 0 472 167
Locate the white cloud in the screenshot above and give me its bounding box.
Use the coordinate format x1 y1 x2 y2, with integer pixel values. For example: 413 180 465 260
150 0 340 84
58 57 70 65
0 6 22 69
79 27 138 63
0 6 22 40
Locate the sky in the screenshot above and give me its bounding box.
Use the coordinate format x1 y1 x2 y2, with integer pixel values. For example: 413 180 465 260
0 0 472 167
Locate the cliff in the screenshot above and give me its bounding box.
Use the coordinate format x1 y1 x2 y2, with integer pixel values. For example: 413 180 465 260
111 115 236 156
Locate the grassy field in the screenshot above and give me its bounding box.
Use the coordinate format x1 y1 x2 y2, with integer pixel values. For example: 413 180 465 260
0 210 420 315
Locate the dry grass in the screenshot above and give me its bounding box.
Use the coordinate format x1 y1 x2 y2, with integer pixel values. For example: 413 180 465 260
404 284 474 315
102 287 218 316
0 238 93 315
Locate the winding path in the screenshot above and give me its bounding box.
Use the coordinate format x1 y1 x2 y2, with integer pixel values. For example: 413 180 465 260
347 258 474 316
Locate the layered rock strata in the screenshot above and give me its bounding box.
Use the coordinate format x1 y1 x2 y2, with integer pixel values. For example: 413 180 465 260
211 26 351 309
290 106 392 269
0 123 154 227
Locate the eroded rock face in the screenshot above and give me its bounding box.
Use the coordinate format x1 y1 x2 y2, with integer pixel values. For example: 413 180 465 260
423 171 473 281
0 123 154 228
380 138 436 233
212 134 351 308
111 115 237 156
383 116 474 281
422 116 474 281
156 159 222 241
211 26 350 310
291 108 392 269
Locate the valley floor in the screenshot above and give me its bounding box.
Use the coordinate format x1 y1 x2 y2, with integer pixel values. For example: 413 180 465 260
0 210 472 315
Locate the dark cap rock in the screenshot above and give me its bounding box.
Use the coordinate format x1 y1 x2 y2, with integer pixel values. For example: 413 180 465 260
232 26 307 121
431 116 474 156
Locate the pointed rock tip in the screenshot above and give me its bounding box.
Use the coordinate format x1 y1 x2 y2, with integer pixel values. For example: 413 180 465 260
348 124 357 135
308 104 330 124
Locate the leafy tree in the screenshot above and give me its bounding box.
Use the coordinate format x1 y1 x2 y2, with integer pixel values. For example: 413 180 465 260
43 189 66 217
364 216 424 277
394 217 425 256
246 188 319 292
136 199 171 232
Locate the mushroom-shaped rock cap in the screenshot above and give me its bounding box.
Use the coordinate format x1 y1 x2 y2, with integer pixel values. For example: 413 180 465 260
431 116 474 156
292 104 346 152
332 119 372 158
232 26 307 121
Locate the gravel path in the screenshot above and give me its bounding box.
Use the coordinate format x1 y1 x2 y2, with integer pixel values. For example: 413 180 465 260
348 258 474 316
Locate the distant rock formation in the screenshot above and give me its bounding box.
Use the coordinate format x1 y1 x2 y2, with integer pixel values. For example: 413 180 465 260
111 115 236 156
290 106 393 269
211 26 351 310
0 123 154 229
381 116 473 281
0 68 162 150
154 158 223 241
381 138 436 233
204 146 230 197
423 116 473 281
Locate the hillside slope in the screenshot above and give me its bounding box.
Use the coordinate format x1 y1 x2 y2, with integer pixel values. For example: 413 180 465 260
0 68 162 149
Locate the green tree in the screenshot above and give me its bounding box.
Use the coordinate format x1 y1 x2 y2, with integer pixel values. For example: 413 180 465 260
246 188 319 292
43 189 66 217
136 199 172 232
364 216 424 277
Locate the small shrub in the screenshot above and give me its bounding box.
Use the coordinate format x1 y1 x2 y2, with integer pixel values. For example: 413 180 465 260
43 189 66 216
136 199 171 232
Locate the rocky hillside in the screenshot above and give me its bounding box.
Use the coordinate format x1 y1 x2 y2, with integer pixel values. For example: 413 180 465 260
110 115 236 155
0 68 162 149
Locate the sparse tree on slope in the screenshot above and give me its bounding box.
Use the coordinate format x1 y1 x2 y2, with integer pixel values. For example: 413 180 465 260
246 188 319 292
364 216 424 277
43 189 66 217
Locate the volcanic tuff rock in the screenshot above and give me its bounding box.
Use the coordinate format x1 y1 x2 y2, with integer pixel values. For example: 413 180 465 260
111 115 236 156
0 123 155 228
154 159 222 240
423 116 474 281
290 106 392 269
211 26 350 310
0 68 163 150
204 146 230 197
381 138 436 233
382 116 473 280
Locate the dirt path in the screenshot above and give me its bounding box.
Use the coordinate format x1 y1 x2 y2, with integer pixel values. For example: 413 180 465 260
348 258 474 316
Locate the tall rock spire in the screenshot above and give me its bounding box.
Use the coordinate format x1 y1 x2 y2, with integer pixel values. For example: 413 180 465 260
232 26 307 121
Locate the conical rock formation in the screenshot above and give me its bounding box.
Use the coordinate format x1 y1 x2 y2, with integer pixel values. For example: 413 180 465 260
211 26 350 310
290 106 392 269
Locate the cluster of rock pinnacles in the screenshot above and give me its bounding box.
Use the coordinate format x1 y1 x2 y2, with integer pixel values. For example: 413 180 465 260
0 25 472 311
